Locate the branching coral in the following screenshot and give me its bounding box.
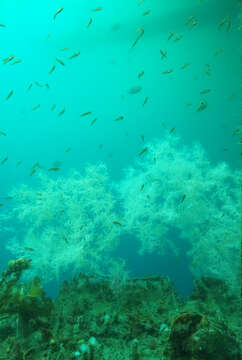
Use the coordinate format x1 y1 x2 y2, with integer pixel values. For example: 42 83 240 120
5 164 122 283
3 135 240 294
118 134 240 293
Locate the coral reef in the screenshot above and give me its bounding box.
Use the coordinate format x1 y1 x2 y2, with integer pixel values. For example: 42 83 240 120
163 311 240 360
0 260 240 359
4 164 122 282
0 259 53 359
0 135 240 358
2 135 240 298
118 134 240 293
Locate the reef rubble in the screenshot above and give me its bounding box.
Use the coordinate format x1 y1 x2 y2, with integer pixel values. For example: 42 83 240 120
0 259 240 359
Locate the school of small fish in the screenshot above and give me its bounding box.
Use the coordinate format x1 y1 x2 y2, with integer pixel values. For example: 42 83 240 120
0 2 239 213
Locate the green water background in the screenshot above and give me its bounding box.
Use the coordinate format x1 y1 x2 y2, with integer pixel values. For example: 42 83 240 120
0 0 240 295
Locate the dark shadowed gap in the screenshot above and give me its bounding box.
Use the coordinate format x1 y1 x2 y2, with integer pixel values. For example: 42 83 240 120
113 230 194 298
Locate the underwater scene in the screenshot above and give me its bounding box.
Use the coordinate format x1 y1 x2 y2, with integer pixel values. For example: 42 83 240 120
0 0 241 359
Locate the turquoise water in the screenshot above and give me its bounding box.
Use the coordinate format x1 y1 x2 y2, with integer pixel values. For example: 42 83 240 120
0 0 240 297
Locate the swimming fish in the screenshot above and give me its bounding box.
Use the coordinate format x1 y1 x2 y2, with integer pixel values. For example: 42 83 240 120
5 196 13 200
142 96 149 106
48 167 60 171
0 24 6 27
204 64 211 76
181 194 186 203
3 56 14 64
113 221 122 226
90 117 97 126
189 21 198 29
27 83 32 91
49 65 56 74
114 116 124 121
92 6 103 11
63 236 69 244
87 18 93 28
32 104 40 111
214 48 223 56
142 10 151 16
1 157 8 165
196 100 207 112
181 63 190 69
200 89 211 94
162 69 173 74
140 134 145 142
128 86 142 94
56 58 65 66
6 90 13 100
160 49 167 59
168 32 174 40
58 108 65 117
169 127 175 134
232 128 241 137
65 147 71 152
131 27 144 49
139 147 148 156
218 15 228 30
174 35 183 42
186 15 195 24
27 278 43 298
80 111 91 117
70 51 81 59
51 104 56 111
53 6 64 21
33 162 41 169
10 59 22 65
226 19 231 32
35 81 42 87
0 130 6 136
138 71 144 79
31 163 41 173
